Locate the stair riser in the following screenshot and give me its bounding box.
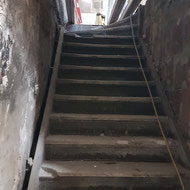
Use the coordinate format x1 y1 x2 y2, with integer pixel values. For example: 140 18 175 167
49 118 169 137
56 83 157 97
58 69 151 81
40 177 181 190
45 144 173 161
64 36 139 45
52 99 164 115
61 56 146 67
62 46 142 55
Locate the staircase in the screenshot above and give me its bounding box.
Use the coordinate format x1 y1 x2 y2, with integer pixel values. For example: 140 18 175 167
38 22 190 190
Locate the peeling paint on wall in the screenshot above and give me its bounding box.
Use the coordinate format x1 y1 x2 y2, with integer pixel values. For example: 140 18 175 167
0 1 14 91
0 0 56 189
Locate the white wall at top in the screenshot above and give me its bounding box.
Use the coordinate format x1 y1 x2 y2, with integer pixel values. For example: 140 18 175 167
140 0 147 5
79 0 116 25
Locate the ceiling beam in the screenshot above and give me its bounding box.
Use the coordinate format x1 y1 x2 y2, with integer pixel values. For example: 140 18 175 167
109 0 126 24
120 0 141 20
66 0 75 24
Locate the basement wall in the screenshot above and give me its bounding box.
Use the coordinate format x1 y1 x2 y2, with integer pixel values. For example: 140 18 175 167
0 0 66 189
143 0 190 139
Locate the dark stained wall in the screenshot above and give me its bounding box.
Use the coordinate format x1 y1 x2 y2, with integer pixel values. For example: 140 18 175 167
143 0 190 139
0 0 59 189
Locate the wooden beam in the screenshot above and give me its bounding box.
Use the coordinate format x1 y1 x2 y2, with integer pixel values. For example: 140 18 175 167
66 0 74 24
109 0 126 24
120 0 141 20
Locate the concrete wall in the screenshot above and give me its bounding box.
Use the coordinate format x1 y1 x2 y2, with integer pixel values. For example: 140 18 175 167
0 0 59 189
143 0 190 139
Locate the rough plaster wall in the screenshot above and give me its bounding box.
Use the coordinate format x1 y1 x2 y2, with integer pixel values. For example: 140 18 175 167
0 0 56 189
143 0 190 139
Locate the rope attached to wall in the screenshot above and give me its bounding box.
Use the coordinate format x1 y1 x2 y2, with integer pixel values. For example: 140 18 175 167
129 15 185 190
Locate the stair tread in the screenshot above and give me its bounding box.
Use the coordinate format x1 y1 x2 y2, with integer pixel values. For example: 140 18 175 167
57 79 154 85
46 135 174 146
69 24 137 36
59 65 147 71
54 95 161 102
63 42 139 48
63 52 145 59
70 34 139 39
50 113 168 121
39 161 189 179
93 35 139 39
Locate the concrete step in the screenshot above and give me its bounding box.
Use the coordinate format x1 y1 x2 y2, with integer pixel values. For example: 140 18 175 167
63 42 139 48
69 25 138 37
66 24 102 32
64 34 139 45
58 65 151 81
39 161 189 190
52 95 164 115
62 53 145 60
62 42 142 55
56 79 157 97
49 113 170 137
45 135 176 161
61 53 146 67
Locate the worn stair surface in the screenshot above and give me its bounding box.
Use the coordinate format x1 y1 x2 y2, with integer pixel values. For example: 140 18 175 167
39 23 190 190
